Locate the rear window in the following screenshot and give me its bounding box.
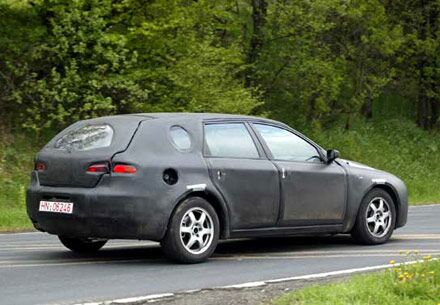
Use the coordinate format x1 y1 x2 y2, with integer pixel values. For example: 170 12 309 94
54 124 114 151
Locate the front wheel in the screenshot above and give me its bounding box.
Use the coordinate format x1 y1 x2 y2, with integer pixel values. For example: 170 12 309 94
351 189 396 245
58 236 107 253
161 197 219 263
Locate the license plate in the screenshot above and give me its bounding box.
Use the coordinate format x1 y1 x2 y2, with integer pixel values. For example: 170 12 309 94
39 201 74 214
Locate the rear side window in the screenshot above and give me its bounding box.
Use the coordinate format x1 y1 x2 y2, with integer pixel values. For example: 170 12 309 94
169 126 192 151
204 123 259 159
54 124 114 151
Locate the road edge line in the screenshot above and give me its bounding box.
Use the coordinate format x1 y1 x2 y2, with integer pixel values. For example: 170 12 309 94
72 258 438 305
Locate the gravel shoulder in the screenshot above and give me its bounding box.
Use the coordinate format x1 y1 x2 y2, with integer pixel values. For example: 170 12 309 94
143 274 354 305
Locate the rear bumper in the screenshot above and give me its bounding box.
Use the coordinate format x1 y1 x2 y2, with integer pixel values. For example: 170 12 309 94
26 172 166 241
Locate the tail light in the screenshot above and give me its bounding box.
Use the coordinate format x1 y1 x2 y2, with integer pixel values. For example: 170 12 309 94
35 162 46 172
113 164 137 174
87 163 109 173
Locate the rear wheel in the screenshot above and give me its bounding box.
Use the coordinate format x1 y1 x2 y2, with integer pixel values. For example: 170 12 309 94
351 189 396 245
58 236 107 253
161 197 219 263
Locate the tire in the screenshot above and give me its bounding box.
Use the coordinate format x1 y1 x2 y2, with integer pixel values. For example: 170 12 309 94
161 197 220 263
58 236 107 253
351 188 396 245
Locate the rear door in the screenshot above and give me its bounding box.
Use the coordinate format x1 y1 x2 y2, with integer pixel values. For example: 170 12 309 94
252 123 347 226
204 122 280 229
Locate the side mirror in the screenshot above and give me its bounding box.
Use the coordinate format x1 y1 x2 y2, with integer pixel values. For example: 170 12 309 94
326 149 340 164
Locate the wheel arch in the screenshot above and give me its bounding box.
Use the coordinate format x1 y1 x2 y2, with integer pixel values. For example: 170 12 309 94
167 190 230 240
363 183 401 228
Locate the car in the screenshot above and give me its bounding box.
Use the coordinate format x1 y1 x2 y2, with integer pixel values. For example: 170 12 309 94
26 113 408 263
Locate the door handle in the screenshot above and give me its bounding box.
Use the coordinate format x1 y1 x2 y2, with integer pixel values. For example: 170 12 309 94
281 168 286 179
217 170 225 180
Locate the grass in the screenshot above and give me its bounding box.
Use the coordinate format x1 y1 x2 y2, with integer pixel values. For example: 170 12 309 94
273 256 440 305
0 128 39 231
0 118 439 231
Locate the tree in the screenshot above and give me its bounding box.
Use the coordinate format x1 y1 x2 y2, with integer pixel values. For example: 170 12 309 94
254 0 401 129
245 0 267 88
2 0 260 133
385 0 440 129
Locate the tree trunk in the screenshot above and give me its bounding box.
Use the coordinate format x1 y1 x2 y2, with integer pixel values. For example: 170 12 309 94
361 94 373 119
431 100 439 128
345 114 352 130
417 88 430 129
245 0 267 87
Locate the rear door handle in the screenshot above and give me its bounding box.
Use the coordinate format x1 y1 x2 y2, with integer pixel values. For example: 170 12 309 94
217 170 225 180
281 168 286 179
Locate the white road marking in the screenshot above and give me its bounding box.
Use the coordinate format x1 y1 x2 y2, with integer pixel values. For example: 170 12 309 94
112 293 174 304
408 204 440 208
0 244 151 252
220 281 266 289
0 231 39 236
74 293 175 305
265 258 439 284
71 258 439 305
394 234 440 239
0 258 157 268
1 251 439 268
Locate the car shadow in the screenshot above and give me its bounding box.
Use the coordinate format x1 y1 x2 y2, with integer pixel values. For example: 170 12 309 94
42 234 406 265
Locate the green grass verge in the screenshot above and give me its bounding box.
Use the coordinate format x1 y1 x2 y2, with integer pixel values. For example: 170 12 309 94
0 118 439 231
0 130 39 231
273 257 440 305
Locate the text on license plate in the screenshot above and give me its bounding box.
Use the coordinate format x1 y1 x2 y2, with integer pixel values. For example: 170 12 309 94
39 201 74 214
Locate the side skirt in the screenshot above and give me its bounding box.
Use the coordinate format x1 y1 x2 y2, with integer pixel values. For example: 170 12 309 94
229 224 344 239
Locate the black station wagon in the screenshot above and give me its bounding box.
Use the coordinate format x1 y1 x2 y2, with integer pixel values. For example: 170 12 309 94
27 113 408 263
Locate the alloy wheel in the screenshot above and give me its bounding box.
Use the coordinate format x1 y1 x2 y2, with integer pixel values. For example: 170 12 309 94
179 207 214 255
365 197 392 238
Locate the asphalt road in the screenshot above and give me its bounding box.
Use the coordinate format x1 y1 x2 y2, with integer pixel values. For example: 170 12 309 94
0 205 439 305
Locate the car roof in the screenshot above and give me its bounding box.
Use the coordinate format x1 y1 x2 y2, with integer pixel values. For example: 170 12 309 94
128 112 283 124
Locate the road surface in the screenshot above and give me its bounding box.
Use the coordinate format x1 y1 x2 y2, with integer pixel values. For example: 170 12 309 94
0 205 439 305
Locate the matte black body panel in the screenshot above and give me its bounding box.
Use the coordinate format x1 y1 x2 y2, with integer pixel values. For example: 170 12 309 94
336 159 408 231
230 224 345 238
26 113 408 242
206 157 280 229
275 161 347 225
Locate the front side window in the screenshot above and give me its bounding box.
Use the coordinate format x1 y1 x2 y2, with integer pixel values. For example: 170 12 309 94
54 124 113 151
204 123 259 159
170 126 192 151
254 124 320 162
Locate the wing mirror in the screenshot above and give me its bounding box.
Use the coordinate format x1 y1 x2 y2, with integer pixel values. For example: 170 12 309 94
326 149 340 164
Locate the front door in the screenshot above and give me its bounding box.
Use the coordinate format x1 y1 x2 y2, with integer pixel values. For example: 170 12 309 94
204 122 280 229
252 123 347 226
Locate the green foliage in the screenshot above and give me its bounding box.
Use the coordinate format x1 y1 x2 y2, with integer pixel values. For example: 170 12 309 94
0 0 46 124
0 0 260 132
257 0 402 129
0 127 37 231
273 259 440 305
124 0 259 114
385 0 440 129
8 0 148 131
0 0 438 132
